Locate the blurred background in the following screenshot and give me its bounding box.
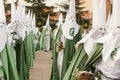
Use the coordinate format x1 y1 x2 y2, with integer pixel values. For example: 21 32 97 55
4 0 111 32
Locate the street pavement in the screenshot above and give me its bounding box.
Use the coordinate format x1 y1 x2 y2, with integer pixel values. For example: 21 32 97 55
29 50 52 80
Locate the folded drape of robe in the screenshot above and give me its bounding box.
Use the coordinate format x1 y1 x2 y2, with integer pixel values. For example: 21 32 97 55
63 43 103 80
61 30 82 80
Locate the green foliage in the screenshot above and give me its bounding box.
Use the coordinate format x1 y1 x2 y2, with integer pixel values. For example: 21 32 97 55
25 0 55 27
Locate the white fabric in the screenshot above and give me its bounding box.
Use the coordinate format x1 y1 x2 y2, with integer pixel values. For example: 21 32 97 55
61 0 79 40
84 37 96 56
26 10 30 23
75 0 107 56
57 13 63 27
11 2 17 22
42 15 51 50
76 27 107 56
95 58 120 79
68 0 76 20
0 28 7 52
22 5 26 23
101 29 120 66
100 0 106 26
54 13 63 38
31 14 38 35
46 15 50 26
57 34 66 80
45 28 51 50
62 19 79 40
65 10 69 23
112 0 120 26
96 34 111 44
92 0 101 27
57 49 64 80
0 0 6 24
97 0 120 66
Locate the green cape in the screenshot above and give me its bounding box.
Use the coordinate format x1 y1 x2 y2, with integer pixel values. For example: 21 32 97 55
50 27 63 80
40 28 52 50
14 39 27 80
0 43 19 80
61 30 82 80
63 43 103 80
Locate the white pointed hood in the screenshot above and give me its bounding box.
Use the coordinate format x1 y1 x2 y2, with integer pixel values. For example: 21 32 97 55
43 15 51 30
22 5 26 23
0 0 6 26
65 10 69 23
16 3 22 22
62 0 79 40
46 15 50 26
32 13 36 27
54 13 63 37
100 0 106 26
96 0 120 67
109 14 113 28
57 13 63 28
0 0 8 52
76 0 107 56
68 0 76 20
26 10 30 23
0 28 7 52
11 1 17 22
112 0 120 26
92 0 101 27
32 13 38 34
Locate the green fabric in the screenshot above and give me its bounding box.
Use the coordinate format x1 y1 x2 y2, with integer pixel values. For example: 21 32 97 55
69 44 103 80
40 28 52 50
50 27 63 80
61 30 82 80
15 39 27 80
24 32 35 67
0 43 19 80
50 30 54 50
63 44 87 80
39 28 47 50
6 44 19 80
0 45 9 80
35 35 41 51
0 66 4 78
82 44 103 71
63 43 103 80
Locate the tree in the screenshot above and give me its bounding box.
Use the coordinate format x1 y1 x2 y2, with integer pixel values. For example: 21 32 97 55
24 0 54 28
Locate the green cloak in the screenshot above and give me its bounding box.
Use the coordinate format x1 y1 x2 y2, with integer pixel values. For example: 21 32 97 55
0 43 19 80
50 27 63 80
14 39 27 80
0 44 9 80
24 32 35 68
61 30 82 80
63 43 103 80
6 43 19 80
40 28 46 50
39 28 52 50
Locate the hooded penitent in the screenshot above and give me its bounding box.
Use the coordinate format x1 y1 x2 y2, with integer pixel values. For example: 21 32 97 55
94 0 120 79
62 0 79 40
50 13 64 80
63 0 107 80
61 0 82 79
0 0 20 80
40 15 52 51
